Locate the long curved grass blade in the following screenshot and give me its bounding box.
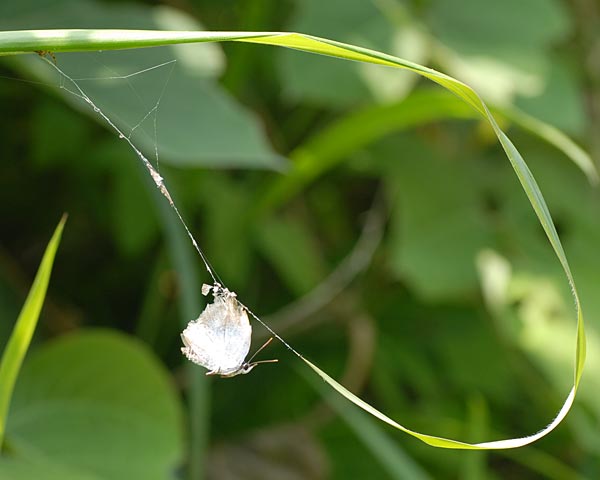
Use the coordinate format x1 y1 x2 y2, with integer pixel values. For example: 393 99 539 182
0 29 587 449
0 214 67 448
497 106 597 184
302 366 432 479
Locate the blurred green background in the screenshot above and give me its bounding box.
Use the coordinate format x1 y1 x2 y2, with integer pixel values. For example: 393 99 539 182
1 0 599 479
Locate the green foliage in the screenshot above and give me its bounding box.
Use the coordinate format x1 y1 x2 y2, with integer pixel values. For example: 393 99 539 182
0 0 284 170
0 216 66 447
2 330 184 480
1 0 598 478
385 136 493 299
257 215 326 295
278 0 428 106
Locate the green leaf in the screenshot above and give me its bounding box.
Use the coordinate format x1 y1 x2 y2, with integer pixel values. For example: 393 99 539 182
0 457 101 480
30 98 91 168
256 216 326 295
428 0 569 52
384 136 493 299
107 143 160 256
257 88 596 214
0 28 588 450
0 215 66 448
198 174 253 287
279 0 428 105
514 59 586 135
499 106 596 184
3 330 184 480
428 0 571 103
0 0 284 170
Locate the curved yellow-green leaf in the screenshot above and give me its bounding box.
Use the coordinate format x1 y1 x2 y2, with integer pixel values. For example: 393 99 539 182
0 28 587 449
0 214 67 447
304 359 576 449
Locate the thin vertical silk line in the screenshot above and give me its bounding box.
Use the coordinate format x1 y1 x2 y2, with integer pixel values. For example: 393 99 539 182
41 55 307 360
43 57 222 286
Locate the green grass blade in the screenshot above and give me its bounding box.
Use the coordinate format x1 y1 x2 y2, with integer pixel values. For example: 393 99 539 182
303 368 432 480
256 89 596 213
257 89 475 213
0 214 67 448
497 106 598 184
0 28 587 450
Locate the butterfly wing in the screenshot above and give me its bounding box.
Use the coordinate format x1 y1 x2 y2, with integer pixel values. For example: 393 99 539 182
181 320 221 372
220 297 252 371
181 295 252 375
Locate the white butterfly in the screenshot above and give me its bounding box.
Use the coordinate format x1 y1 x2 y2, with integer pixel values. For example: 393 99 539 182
181 284 277 377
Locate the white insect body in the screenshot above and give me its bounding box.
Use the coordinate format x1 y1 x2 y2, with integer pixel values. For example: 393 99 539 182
181 284 255 377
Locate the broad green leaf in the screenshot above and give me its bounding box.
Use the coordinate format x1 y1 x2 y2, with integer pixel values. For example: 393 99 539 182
499 106 596 184
514 59 586 135
280 0 375 105
429 0 569 50
0 458 101 480
385 136 494 299
257 88 596 213
256 216 326 296
109 146 160 256
428 0 570 103
279 0 428 105
0 0 284 170
197 174 254 287
3 330 184 480
0 28 588 450
30 97 91 169
0 215 66 447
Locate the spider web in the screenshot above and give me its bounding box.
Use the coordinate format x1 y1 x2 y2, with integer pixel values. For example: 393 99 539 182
37 51 304 361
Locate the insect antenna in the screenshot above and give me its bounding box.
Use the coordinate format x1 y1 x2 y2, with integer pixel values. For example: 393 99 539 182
247 337 277 364
249 359 279 366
